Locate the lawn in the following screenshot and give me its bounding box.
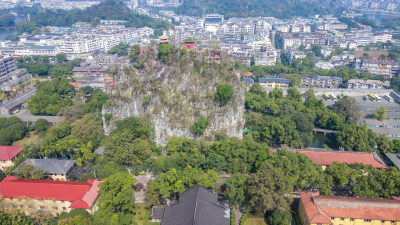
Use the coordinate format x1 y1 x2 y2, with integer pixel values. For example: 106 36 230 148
13 132 42 146
244 218 267 225
133 203 156 225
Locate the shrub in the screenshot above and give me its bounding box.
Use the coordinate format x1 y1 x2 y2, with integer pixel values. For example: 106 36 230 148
239 213 247 225
104 113 112 124
215 84 233 105
34 119 50 132
191 116 210 136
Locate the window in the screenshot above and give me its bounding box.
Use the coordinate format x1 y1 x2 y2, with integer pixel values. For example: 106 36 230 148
364 220 371 223
331 217 335 220
62 207 66 210
340 218 344 221
350 219 354 221
391 222 395 224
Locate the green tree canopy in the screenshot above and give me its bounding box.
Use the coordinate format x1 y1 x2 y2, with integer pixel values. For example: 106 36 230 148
373 106 387 121
192 116 210 136
215 84 234 105
225 173 248 207
248 161 292 213
97 172 136 214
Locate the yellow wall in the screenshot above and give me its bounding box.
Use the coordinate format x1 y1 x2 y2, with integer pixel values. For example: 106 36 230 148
0 160 14 171
328 218 400 225
259 82 289 88
0 197 98 217
298 199 400 225
49 174 67 181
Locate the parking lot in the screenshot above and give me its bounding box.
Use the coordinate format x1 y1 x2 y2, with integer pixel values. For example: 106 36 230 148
319 94 400 139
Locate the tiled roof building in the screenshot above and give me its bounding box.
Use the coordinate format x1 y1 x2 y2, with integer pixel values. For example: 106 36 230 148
16 159 77 181
0 146 24 170
270 148 387 170
0 175 102 216
299 192 400 225
161 185 230 225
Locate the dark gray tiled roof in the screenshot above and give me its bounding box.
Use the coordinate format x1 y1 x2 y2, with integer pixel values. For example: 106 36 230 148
150 206 165 219
21 159 76 175
161 185 230 225
385 153 400 170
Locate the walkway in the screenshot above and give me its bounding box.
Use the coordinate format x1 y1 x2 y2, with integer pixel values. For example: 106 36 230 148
313 128 337 134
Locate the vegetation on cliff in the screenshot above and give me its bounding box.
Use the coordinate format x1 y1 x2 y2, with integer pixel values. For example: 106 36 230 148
105 44 245 144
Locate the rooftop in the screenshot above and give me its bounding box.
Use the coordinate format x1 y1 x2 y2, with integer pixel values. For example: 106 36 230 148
259 78 290 83
161 185 230 225
385 153 400 170
18 159 76 175
271 148 387 169
0 146 24 161
0 175 101 209
300 192 400 224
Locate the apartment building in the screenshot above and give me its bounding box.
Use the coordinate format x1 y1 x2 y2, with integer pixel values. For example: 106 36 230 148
0 175 102 216
347 79 390 89
0 146 24 171
0 56 32 91
0 55 17 77
299 192 400 225
301 75 343 88
359 59 398 79
259 78 290 88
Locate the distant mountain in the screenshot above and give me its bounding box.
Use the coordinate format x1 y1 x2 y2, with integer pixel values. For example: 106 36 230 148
175 0 344 18
15 0 172 30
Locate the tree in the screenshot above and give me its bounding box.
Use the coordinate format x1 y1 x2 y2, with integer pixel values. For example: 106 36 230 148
56 53 67 63
373 106 387 121
337 124 377 151
0 212 33 225
225 174 248 207
287 86 302 102
215 84 234 105
286 74 301 87
34 119 50 132
97 172 136 214
16 162 48 180
150 166 219 198
104 129 151 166
376 135 390 154
113 116 153 139
248 161 292 213
129 44 140 62
333 96 361 123
28 64 49 76
165 136 183 155
266 210 292 225
265 149 330 194
58 216 92 225
158 44 173 62
192 116 210 136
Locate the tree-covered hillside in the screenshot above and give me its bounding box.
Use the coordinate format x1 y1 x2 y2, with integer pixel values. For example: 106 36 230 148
175 0 344 18
14 0 172 31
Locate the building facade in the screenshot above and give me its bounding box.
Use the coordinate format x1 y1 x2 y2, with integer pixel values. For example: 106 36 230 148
0 176 102 217
259 78 290 88
359 59 398 79
301 75 343 88
299 192 400 225
348 79 390 89
0 146 24 171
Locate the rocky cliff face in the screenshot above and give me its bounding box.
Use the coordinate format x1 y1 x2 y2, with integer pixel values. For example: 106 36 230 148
104 48 245 145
